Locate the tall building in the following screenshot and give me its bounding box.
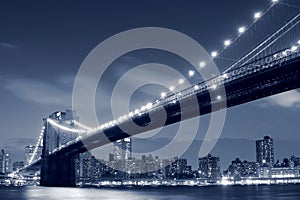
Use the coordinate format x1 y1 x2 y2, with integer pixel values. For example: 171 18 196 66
256 135 274 167
224 158 258 179
13 161 24 171
0 149 5 174
113 138 132 161
198 154 221 180
0 149 11 174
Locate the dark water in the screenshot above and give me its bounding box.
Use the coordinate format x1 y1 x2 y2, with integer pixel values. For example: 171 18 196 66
1 184 300 200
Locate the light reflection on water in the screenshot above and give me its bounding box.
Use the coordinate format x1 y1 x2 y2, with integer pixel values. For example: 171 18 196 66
0 184 299 200
24 187 179 200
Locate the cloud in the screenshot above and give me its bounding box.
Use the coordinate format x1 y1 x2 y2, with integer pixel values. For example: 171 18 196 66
261 89 300 108
0 42 18 49
2 78 72 106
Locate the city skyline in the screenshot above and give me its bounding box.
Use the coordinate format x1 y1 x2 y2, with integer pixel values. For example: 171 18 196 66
1 132 299 175
1 127 300 170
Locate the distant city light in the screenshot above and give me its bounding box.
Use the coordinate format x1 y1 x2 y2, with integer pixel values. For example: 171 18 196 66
217 95 222 100
194 85 200 90
298 40 300 45
178 79 184 84
188 70 195 77
211 51 218 58
224 40 231 46
272 0 278 3
211 84 217 90
254 12 262 19
238 26 246 33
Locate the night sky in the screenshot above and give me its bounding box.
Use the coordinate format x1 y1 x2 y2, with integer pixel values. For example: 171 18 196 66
0 0 300 168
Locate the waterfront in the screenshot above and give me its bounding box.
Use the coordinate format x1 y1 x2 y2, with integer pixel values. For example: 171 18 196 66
1 184 300 200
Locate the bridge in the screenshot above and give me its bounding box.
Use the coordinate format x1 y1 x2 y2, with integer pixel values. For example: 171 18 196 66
18 1 300 186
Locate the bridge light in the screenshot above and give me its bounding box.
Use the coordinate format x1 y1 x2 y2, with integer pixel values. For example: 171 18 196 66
141 106 146 111
169 86 175 91
217 95 222 100
194 85 200 90
254 12 262 19
298 40 300 45
178 78 184 84
224 40 231 46
282 51 287 56
211 51 218 58
272 0 278 3
238 26 246 34
199 61 206 68
222 73 229 79
118 116 123 122
160 92 167 98
211 84 217 90
172 100 177 104
108 121 113 126
128 112 134 117
122 114 128 120
291 46 298 52
188 70 195 77
113 120 117 124
146 103 153 109
134 109 139 114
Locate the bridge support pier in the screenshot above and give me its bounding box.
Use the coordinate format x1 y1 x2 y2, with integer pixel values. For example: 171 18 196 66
40 155 77 187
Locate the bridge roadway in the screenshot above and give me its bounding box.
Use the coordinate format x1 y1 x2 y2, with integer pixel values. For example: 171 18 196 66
47 52 300 159
38 51 300 186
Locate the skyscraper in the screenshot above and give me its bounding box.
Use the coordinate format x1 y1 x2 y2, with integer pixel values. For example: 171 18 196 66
113 138 132 161
0 149 5 174
198 154 221 179
25 145 34 165
256 135 274 167
13 161 24 171
0 149 11 174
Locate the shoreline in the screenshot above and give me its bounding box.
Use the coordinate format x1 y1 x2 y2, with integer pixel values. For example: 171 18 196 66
77 177 300 188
